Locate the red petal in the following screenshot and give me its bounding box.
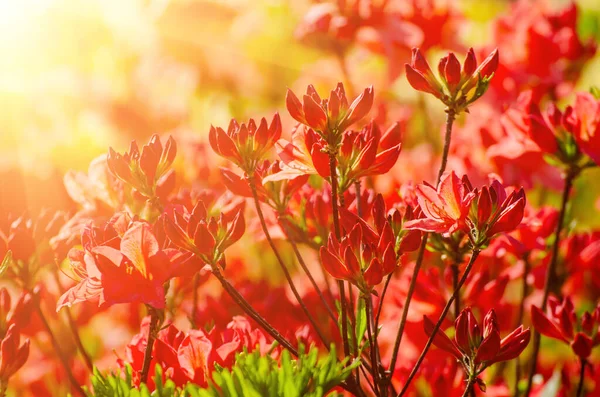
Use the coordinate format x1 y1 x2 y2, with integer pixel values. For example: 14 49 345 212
531 306 569 342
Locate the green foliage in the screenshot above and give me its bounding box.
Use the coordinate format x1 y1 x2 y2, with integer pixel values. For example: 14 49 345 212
85 345 356 397
85 365 182 397
187 345 357 397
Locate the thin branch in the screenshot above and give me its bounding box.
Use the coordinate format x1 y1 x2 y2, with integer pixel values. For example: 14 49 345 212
397 250 481 396
524 170 576 397
249 179 331 349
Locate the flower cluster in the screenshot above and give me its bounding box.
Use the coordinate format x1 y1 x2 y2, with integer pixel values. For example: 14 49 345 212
3 1 600 397
406 48 499 112
532 297 600 360
424 308 530 391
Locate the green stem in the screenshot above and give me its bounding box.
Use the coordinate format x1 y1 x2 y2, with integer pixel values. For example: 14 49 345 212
397 250 481 396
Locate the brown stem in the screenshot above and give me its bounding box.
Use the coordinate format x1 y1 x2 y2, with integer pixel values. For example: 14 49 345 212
365 296 380 396
387 234 428 382
437 109 456 183
355 181 363 218
451 263 460 318
387 108 455 385
328 153 351 358
513 255 531 394
248 179 330 349
190 273 200 329
397 250 481 397
35 303 85 397
278 217 337 323
211 263 299 356
64 308 93 372
524 170 576 397
140 307 160 384
375 274 392 331
53 270 94 372
577 359 587 397
461 377 476 397
335 49 354 98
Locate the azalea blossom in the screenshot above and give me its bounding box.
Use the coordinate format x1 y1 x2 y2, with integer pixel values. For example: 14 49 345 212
57 218 199 310
531 296 600 359
424 308 530 391
209 114 282 173
404 172 475 235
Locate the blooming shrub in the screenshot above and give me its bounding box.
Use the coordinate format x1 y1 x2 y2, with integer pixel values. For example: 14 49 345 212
1 1 600 397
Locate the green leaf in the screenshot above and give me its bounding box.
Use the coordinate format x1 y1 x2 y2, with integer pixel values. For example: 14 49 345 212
355 297 367 352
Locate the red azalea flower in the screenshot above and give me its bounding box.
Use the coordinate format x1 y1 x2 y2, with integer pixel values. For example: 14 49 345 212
0 324 29 384
286 82 373 139
163 200 245 266
107 134 177 199
320 221 396 292
531 296 600 359
572 92 600 166
406 47 498 110
424 308 530 391
273 124 331 179
404 171 475 235
209 113 282 173
466 178 526 246
220 160 309 212
337 121 402 192
501 90 599 169
57 219 197 310
120 316 271 389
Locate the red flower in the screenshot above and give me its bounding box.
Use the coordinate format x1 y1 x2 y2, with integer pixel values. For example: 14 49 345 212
286 83 374 139
531 296 600 359
337 122 402 192
319 210 397 292
57 219 197 310
0 289 34 338
0 324 30 383
272 125 331 179
501 90 599 169
221 160 309 212
404 172 475 235
107 135 177 199
572 92 600 166
163 201 245 266
467 178 526 246
406 47 499 111
209 113 282 173
120 316 271 389
424 308 530 390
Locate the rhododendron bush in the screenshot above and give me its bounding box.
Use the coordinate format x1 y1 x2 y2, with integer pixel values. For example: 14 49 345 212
2 0 600 396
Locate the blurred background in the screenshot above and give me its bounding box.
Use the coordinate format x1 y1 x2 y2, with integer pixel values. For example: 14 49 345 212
1 0 600 218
